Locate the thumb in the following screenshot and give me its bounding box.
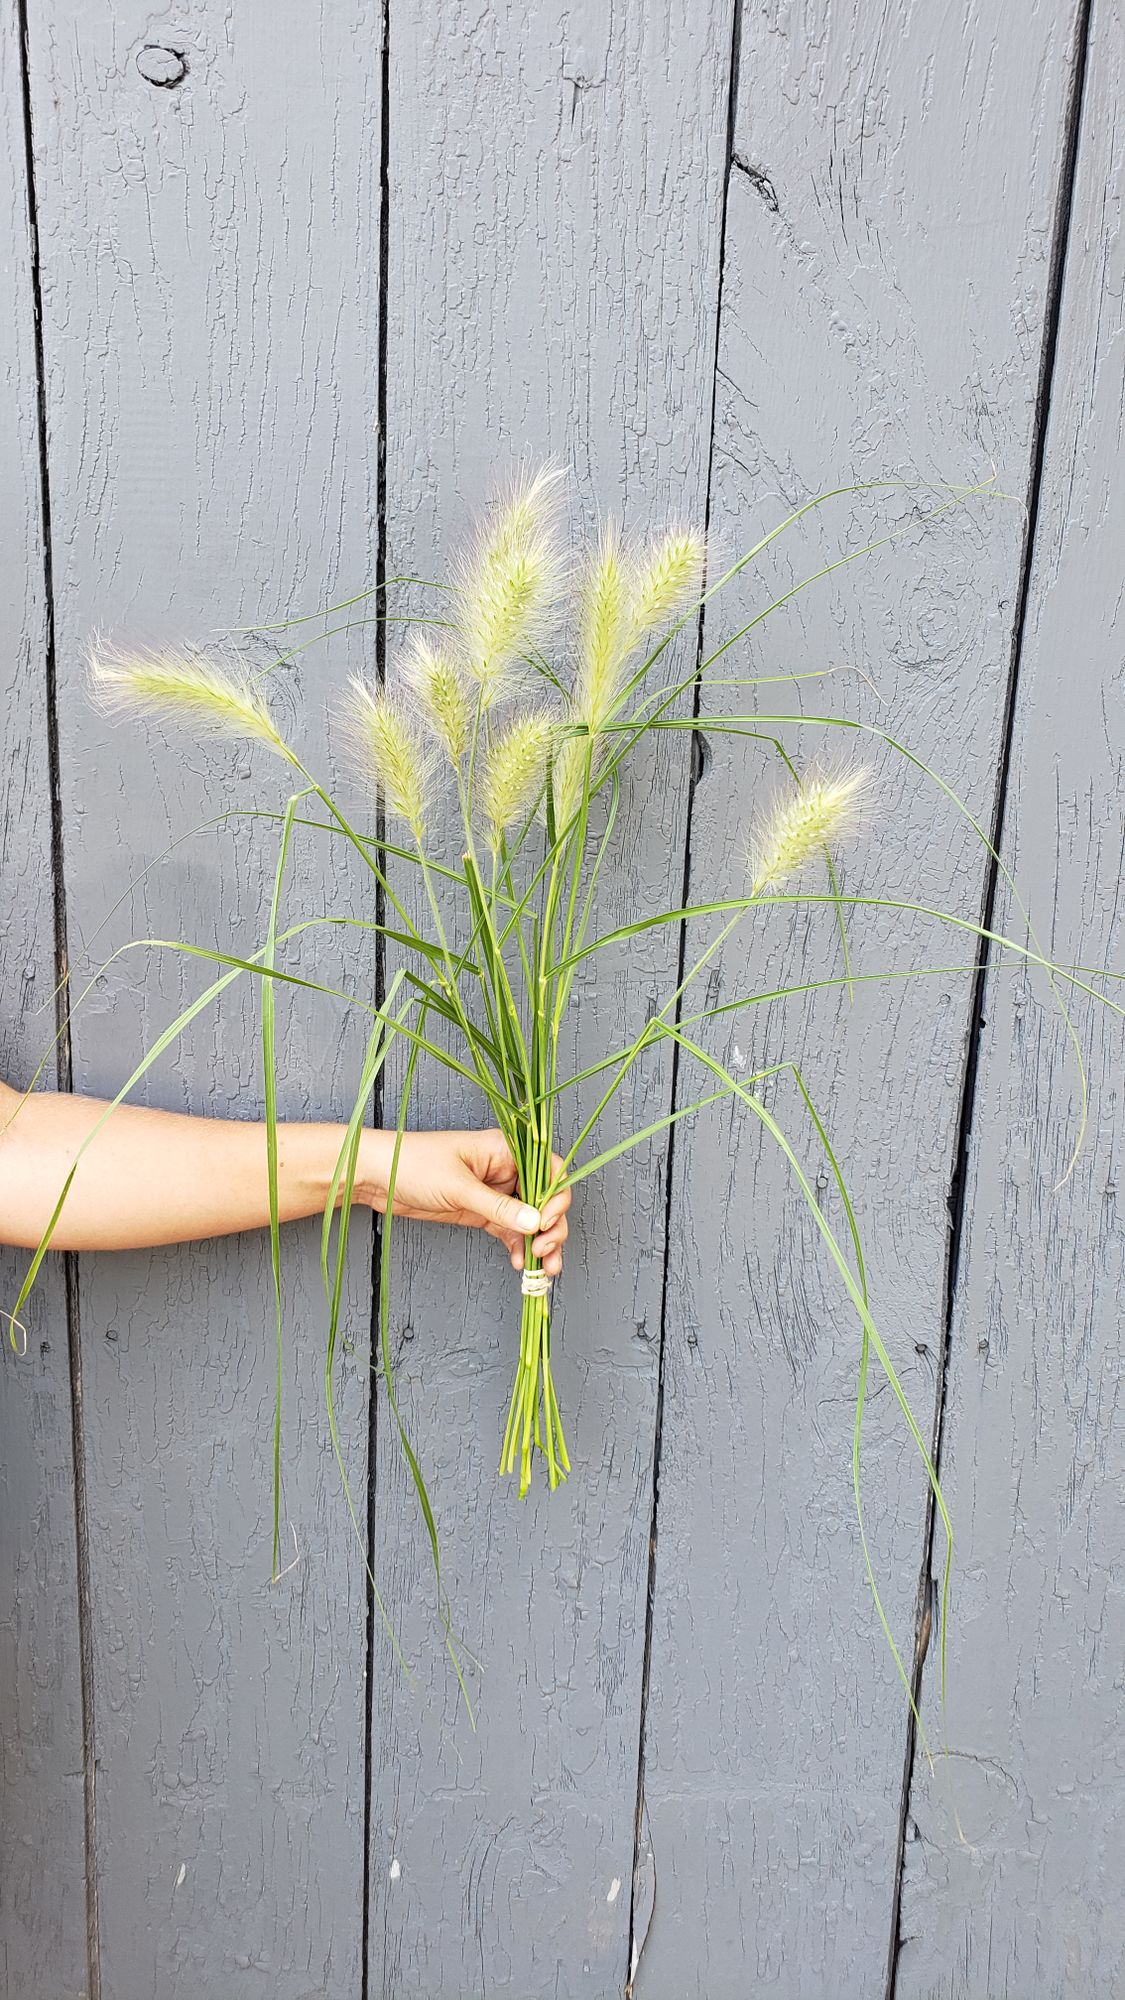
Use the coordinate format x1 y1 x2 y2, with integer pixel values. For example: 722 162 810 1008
456 1171 540 1235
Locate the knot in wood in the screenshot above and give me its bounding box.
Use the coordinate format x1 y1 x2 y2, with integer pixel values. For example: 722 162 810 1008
136 44 188 87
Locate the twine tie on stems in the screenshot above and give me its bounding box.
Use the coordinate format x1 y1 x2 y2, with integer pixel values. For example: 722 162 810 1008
521 1269 552 1298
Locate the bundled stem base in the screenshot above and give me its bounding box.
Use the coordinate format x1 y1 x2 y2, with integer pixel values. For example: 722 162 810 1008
500 1282 570 1496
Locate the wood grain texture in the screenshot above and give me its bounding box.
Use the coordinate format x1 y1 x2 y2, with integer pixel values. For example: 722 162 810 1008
634 4 1085 1993
0 5 87 1993
366 3 735 1994
7 3 1123 1994
23 4 382 1992
895 5 1125 1993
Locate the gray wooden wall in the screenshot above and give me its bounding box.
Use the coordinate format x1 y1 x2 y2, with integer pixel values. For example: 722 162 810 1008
2 1 1121 1994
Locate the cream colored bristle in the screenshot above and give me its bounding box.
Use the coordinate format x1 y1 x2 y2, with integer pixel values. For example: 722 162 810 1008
345 680 432 835
454 468 566 703
627 530 705 644
575 526 630 729
479 712 555 847
88 646 295 762
751 766 870 895
402 637 470 763
549 732 602 834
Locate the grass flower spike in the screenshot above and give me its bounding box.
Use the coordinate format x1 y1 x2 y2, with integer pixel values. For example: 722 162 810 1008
346 680 432 836
556 526 706 823
549 732 591 833
627 528 706 645
454 467 566 703
751 765 870 895
402 637 470 763
479 711 555 848
88 645 296 762
576 526 631 727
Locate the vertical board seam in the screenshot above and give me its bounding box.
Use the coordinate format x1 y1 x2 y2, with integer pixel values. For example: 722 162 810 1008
883 1 1096 1990
14 4 102 1993
624 1 744 1989
361 0 392 1991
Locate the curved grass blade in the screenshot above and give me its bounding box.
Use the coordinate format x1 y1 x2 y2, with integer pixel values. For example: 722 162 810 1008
380 1026 478 1718
557 1075 780 1189
225 573 449 635
263 790 311 1576
320 973 413 1673
655 1020 955 1762
646 711 1095 1183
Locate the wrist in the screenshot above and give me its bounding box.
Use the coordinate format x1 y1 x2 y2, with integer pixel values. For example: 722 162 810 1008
354 1126 395 1211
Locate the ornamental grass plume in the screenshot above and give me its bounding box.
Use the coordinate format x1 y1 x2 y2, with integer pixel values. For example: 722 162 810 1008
751 765 870 896
402 636 470 764
454 465 567 704
627 527 706 647
576 525 631 728
20 462 1107 1751
87 644 297 763
551 524 706 830
479 711 555 848
345 681 433 836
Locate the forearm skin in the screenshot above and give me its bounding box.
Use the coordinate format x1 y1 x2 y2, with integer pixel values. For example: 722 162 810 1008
0 1081 390 1252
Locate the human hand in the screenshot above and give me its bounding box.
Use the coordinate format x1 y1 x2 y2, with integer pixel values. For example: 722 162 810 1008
359 1126 571 1274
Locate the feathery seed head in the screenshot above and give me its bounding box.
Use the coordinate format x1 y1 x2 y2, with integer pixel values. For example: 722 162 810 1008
628 529 706 644
88 645 295 762
750 764 870 896
549 730 598 834
454 468 567 703
479 711 555 848
576 525 631 729
345 680 432 835
401 636 470 763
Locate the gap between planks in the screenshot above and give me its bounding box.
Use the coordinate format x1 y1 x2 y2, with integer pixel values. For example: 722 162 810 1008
625 0 745 1990
883 0 1098 1990
14 0 102 1992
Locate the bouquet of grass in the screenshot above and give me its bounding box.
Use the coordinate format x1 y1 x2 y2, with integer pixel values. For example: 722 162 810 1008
13 465 1113 1734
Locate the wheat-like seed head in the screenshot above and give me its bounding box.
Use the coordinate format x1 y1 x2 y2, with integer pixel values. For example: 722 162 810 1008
401 636 470 763
627 529 706 644
575 525 631 728
750 765 870 895
454 468 566 703
88 645 296 762
549 732 596 834
345 680 433 835
479 711 555 848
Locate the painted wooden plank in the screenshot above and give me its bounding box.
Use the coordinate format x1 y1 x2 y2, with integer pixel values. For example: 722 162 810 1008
0 6 87 1993
365 4 736 1994
895 4 1125 1992
634 4 1086 1993
24 5 382 1992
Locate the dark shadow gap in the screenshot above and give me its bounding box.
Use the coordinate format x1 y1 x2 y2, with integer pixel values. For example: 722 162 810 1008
624 1 744 1990
883 1 1096 1990
360 1 393 1995
15 2 101 1994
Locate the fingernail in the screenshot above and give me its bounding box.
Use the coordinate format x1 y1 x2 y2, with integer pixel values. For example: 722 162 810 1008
517 1205 540 1231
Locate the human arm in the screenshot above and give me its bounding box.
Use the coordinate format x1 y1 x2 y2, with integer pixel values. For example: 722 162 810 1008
0 1081 570 1270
